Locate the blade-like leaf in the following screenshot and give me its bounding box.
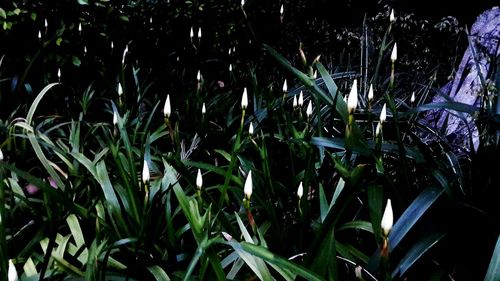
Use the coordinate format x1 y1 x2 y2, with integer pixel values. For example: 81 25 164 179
484 235 500 281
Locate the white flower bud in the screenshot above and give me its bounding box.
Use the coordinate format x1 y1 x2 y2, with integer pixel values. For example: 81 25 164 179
202 102 206 114
8 259 18 281
78 23 82 32
391 43 397 63
390 9 395 23
190 27 194 39
249 122 254 135
297 181 303 199
298 90 304 106
197 27 202 39
229 63 233 72
57 68 61 80
244 170 252 199
241 87 248 109
293 94 298 108
38 30 41 39
306 100 313 118
197 70 201 82
44 18 48 29
0 148 4 161
241 0 245 7
113 111 118 126
347 80 358 114
411 92 416 104
280 4 284 16
164 95 171 118
117 82 123 96
368 84 374 102
313 70 317 79
196 169 203 190
282 79 287 93
381 199 393 236
380 103 387 123
375 121 382 137
142 159 150 185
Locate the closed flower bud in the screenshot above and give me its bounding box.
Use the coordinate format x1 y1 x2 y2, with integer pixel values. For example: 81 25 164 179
241 0 245 6
118 82 123 96
306 100 313 118
282 79 287 93
411 91 416 104
297 181 303 199
381 199 393 236
0 148 4 161
113 111 118 126
57 68 61 80
298 90 304 106
390 9 395 23
197 27 202 39
347 80 358 114
280 4 284 16
391 43 397 63
8 259 18 281
293 94 298 108
190 27 194 39
142 159 150 185
244 170 252 200
164 95 171 118
38 30 41 39
78 23 82 32
197 70 201 82
196 169 203 190
202 103 206 114
241 87 248 109
249 122 254 135
380 103 387 123
375 121 382 137
368 84 374 102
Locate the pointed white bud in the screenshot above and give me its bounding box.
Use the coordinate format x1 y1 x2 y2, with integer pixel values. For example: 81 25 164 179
117 82 123 96
196 169 203 190
0 148 4 161
197 27 202 39
282 79 287 93
142 159 150 185
347 80 358 114
280 4 284 15
57 68 61 80
111 41 114 50
244 170 252 199
390 9 395 23
306 100 313 118
149 17 153 24
113 111 118 126
228 48 232 55
164 95 171 118
84 46 87 54
298 90 304 106
197 70 201 82
202 102 206 114
293 95 298 108
8 259 18 281
380 103 387 123
297 181 303 199
229 63 233 72
313 70 317 79
44 18 48 29
375 122 382 137
78 23 82 32
368 84 374 102
232 46 236 53
249 122 254 135
391 43 397 63
190 27 194 39
241 87 248 109
411 92 416 104
241 0 245 6
381 199 393 236
38 30 41 39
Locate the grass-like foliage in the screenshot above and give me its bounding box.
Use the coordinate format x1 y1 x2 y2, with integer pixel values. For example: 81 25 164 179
0 2 499 281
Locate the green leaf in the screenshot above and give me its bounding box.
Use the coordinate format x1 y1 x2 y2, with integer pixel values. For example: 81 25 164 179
95 161 121 213
147 265 171 281
56 37 63 46
311 230 338 280
367 185 383 244
337 220 374 234
392 232 446 278
484 235 500 281
66 214 85 248
72 56 81 66
0 8 6 19
77 0 89 4
240 242 324 281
